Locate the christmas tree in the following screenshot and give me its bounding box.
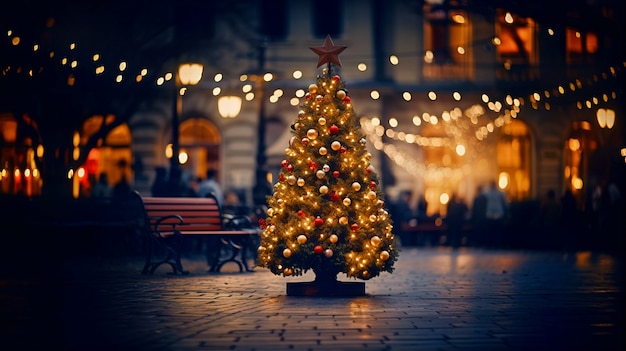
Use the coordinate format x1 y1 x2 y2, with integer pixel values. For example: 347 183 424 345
257 36 398 288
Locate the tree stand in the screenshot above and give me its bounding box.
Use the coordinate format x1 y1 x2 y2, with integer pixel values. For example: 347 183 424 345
286 270 366 296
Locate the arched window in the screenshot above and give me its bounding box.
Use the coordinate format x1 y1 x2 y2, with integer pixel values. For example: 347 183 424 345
496 120 531 201
76 115 132 198
0 113 42 196
178 117 221 182
563 121 598 209
420 123 464 217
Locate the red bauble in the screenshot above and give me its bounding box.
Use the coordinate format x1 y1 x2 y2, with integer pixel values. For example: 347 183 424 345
329 124 339 135
298 210 306 218
332 171 340 178
314 245 324 254
309 161 318 170
305 92 312 100
314 217 324 226
287 164 294 172
343 96 351 104
333 75 341 82
258 218 267 229
329 192 340 202
340 147 346 153
281 160 289 168
350 223 359 231
279 174 285 182
370 181 377 188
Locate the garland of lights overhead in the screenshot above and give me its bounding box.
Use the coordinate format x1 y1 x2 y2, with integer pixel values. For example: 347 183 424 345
3 23 623 129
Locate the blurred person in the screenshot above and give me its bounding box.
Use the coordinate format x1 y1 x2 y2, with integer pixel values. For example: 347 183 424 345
181 172 199 197
484 181 508 247
471 185 487 246
151 167 168 197
416 194 428 221
112 174 132 201
560 189 581 248
391 191 414 246
446 193 468 249
540 189 563 249
198 169 224 207
92 172 112 204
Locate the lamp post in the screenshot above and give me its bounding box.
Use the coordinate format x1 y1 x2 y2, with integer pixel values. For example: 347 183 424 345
170 63 203 183
251 43 273 206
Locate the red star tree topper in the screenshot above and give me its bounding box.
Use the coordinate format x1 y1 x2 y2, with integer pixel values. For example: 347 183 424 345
257 36 398 281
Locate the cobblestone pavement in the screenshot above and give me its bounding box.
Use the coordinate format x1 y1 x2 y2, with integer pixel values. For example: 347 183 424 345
1 247 624 351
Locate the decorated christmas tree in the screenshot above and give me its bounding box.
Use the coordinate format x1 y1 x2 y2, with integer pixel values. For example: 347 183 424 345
257 36 398 295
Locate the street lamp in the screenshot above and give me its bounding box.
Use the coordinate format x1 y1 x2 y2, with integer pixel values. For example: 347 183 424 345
218 96 242 118
216 43 273 207
596 108 615 129
170 63 203 183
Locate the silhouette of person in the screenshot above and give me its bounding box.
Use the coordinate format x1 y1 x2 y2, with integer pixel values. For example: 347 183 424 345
151 167 168 197
92 172 112 203
471 185 487 246
483 181 508 247
393 191 414 246
446 193 468 248
198 169 224 207
540 189 563 249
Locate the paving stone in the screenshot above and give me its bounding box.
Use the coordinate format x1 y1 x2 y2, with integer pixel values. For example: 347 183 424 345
0 247 623 351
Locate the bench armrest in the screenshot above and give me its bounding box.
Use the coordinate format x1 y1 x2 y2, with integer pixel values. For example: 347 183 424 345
152 214 184 237
221 213 254 230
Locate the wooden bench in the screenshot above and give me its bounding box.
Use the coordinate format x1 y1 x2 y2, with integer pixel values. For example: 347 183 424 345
139 194 259 275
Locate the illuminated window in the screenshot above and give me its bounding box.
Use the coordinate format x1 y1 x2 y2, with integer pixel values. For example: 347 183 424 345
422 1 471 80
495 9 538 80
563 121 598 208
566 27 599 65
496 121 531 201
0 113 42 197
77 115 132 198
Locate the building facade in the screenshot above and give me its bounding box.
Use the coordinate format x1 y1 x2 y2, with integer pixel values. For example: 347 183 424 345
1 0 624 219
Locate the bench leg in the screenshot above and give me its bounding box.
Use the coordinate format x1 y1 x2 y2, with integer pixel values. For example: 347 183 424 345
143 233 189 275
207 235 254 273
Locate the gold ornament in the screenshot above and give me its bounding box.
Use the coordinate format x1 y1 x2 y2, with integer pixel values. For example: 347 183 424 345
380 250 390 261
287 175 297 185
318 117 326 125
343 197 352 206
316 170 326 179
307 129 319 140
331 141 341 151
329 234 338 243
319 147 328 155
319 185 329 194
370 236 381 246
324 249 334 258
283 248 292 258
297 235 307 244
336 90 346 100
367 191 377 200
297 178 305 187
308 84 318 93
352 182 361 191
